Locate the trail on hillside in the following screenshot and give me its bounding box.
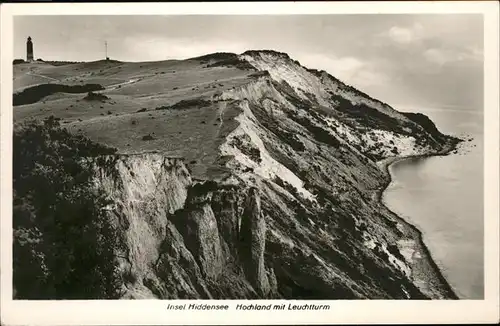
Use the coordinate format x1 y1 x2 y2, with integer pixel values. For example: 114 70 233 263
217 101 227 136
15 68 141 93
103 78 141 91
26 71 59 82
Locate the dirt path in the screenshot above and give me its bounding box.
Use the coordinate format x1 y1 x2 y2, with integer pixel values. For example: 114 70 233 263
15 68 141 94
103 78 141 91
14 71 61 93
26 71 59 82
216 101 227 135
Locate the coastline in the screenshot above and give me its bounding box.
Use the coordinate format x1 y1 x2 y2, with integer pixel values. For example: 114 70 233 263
375 139 461 299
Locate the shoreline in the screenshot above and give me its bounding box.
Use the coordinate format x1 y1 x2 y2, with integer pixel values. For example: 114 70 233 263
375 139 461 299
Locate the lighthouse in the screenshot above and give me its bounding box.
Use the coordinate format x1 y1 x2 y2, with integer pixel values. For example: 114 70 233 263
26 36 34 62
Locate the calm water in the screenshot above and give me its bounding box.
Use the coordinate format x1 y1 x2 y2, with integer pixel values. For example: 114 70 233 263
383 106 484 299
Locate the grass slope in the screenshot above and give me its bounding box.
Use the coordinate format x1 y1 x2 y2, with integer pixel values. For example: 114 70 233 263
13 58 255 180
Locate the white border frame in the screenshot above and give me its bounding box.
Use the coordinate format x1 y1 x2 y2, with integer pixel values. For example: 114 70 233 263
1 2 499 325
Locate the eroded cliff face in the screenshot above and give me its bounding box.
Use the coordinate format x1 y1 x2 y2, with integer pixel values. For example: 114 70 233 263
14 50 459 299
89 154 191 298
85 149 441 299
84 51 459 299
239 188 268 295
89 154 277 298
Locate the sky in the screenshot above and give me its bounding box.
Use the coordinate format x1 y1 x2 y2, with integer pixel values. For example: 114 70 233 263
14 14 483 111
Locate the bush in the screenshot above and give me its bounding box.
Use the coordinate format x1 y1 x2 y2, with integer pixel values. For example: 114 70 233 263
13 117 121 299
195 53 257 71
186 180 219 199
401 111 452 145
83 91 109 102
387 244 406 262
331 95 406 134
280 130 306 152
288 112 341 149
155 97 212 111
229 136 262 163
190 52 237 62
273 176 300 199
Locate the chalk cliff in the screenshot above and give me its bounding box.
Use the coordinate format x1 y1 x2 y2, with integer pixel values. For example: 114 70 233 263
13 50 460 299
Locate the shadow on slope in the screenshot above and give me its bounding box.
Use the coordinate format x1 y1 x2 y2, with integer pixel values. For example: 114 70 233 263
14 83 105 106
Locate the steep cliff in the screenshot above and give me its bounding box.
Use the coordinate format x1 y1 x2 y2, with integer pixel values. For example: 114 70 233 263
79 152 273 299
13 50 460 299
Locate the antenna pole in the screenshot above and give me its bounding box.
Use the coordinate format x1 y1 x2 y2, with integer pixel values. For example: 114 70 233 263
105 41 108 59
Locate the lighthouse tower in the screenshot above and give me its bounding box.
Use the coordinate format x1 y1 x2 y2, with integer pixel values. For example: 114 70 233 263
26 36 34 62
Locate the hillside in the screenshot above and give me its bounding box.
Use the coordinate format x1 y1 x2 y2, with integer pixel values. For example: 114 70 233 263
13 50 460 299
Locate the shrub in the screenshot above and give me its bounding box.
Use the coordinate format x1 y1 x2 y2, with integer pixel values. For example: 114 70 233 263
279 130 306 152
387 244 406 262
287 112 341 149
190 52 237 62
207 57 256 70
248 71 271 79
230 136 262 163
273 176 300 199
155 97 212 111
401 112 445 142
13 117 121 299
83 91 109 102
187 180 219 198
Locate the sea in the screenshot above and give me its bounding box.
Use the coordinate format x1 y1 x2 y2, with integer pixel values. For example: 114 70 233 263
382 106 484 299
